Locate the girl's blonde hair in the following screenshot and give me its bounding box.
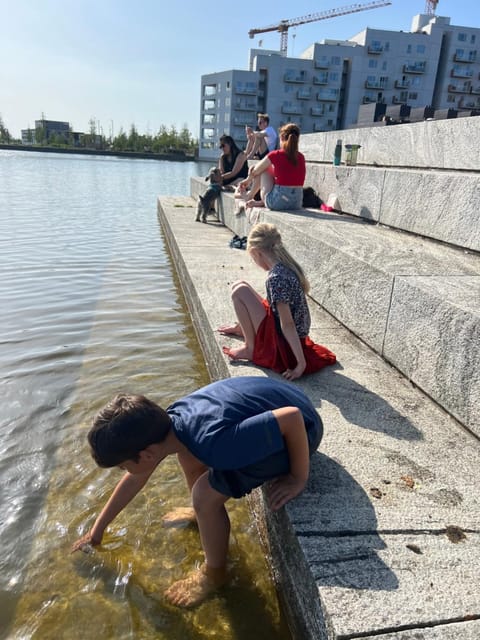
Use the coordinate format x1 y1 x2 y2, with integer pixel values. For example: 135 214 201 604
247 222 310 293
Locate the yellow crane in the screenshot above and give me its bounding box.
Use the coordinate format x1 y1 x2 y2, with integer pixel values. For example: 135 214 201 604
249 0 392 54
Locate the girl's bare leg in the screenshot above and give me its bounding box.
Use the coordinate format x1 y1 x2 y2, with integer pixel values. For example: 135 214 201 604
164 473 230 607
222 282 265 360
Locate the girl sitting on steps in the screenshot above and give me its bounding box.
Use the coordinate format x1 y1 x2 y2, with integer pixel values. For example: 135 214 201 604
219 222 336 380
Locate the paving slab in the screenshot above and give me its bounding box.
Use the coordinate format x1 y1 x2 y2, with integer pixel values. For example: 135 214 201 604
157 197 480 640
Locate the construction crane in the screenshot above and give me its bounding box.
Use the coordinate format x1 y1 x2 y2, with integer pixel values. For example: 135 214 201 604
425 0 439 15
249 1 392 55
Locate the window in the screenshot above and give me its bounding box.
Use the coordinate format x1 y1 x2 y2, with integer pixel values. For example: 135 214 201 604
458 33 467 42
329 72 339 81
407 44 412 53
408 92 418 100
384 41 390 51
331 56 341 65
447 94 456 103
382 61 388 70
471 34 476 44
225 97 230 107
369 59 378 68
417 44 426 54
226 81 231 90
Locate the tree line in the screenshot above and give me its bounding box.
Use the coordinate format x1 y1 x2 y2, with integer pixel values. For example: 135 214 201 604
0 115 197 155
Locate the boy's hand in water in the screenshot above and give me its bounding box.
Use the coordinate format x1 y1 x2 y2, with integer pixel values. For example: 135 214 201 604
71 530 102 553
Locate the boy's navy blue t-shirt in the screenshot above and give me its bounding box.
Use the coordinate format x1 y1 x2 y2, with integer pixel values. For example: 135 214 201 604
167 376 321 472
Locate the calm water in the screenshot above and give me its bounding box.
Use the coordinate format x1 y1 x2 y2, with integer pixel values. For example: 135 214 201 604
0 150 290 639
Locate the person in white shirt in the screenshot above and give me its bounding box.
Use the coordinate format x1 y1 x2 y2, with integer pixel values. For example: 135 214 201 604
245 113 277 160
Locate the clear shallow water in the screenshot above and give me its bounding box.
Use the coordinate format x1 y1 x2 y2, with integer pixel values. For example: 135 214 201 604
0 151 290 639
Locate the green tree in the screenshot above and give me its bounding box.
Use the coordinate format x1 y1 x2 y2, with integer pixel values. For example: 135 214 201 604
0 115 11 143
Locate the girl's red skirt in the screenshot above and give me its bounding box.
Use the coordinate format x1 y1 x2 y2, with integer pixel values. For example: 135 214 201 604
252 299 336 375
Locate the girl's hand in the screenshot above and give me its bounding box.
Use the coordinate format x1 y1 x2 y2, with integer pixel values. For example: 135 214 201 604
267 474 306 511
282 362 306 381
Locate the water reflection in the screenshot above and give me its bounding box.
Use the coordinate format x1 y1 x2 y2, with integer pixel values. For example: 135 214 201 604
0 151 290 639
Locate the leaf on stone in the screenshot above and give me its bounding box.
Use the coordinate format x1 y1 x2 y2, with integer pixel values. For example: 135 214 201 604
445 525 467 543
400 475 415 489
406 543 422 554
370 487 383 499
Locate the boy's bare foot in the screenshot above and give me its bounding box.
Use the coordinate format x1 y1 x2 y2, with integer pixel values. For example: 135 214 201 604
245 199 265 208
164 565 226 608
222 344 253 361
162 507 196 528
217 323 243 337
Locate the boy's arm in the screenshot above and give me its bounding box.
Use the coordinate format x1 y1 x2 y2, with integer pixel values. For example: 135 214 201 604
269 407 310 511
71 469 152 552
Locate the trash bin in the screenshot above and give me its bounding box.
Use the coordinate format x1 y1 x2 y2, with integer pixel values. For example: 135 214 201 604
345 144 361 166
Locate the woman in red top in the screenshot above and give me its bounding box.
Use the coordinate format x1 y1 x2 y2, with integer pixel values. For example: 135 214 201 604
238 123 305 211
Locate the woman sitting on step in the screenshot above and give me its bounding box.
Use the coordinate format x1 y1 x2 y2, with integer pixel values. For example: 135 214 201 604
236 123 305 211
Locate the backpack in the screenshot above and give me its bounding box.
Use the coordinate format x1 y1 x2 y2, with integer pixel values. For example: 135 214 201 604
302 187 322 208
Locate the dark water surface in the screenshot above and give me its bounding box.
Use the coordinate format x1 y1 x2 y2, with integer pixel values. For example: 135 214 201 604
0 151 290 639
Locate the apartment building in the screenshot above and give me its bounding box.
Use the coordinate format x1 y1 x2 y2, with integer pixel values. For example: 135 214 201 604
199 13 480 161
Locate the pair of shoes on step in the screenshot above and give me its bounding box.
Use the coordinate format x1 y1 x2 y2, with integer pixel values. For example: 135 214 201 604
229 234 247 250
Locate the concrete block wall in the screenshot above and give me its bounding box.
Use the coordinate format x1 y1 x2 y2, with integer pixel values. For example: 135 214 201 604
302 118 480 253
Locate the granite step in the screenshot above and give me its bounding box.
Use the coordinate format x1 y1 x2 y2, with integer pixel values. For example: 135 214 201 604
157 196 480 640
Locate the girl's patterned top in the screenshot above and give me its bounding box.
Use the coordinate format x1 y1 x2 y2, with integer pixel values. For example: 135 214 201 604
266 262 311 338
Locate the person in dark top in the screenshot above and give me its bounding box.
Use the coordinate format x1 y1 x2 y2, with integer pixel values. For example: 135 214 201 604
218 135 248 187
219 222 336 379
71 376 322 608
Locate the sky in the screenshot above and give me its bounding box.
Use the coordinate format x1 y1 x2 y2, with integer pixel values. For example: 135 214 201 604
1 0 479 139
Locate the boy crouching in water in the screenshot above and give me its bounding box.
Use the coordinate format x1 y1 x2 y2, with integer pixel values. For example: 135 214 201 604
72 376 322 608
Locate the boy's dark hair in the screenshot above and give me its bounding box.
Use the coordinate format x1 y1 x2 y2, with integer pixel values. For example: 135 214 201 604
88 394 171 468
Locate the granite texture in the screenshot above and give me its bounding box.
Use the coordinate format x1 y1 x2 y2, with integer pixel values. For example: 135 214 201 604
383 276 480 437
157 198 480 640
301 117 480 172
303 166 480 252
189 179 480 430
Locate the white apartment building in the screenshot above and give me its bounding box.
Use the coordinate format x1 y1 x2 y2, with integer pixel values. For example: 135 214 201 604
199 13 480 161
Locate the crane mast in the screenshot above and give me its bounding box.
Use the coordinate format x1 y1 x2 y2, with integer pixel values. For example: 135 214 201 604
425 0 439 15
249 0 392 54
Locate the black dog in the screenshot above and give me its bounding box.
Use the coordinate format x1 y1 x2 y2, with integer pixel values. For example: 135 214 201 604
195 167 223 223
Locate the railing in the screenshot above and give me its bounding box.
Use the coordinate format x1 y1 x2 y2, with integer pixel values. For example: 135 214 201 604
284 72 306 83
403 63 426 74
451 68 474 78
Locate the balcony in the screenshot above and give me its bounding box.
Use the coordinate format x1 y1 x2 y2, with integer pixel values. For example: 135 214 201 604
392 95 408 104
281 105 303 115
234 84 257 95
284 72 306 83
368 45 383 54
395 79 410 89
448 84 471 94
311 107 325 117
313 75 328 85
317 89 338 102
234 102 257 111
365 80 388 89
454 52 477 63
458 97 480 109
403 63 426 74
470 86 480 95
451 67 474 78
297 88 312 100
314 58 329 69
